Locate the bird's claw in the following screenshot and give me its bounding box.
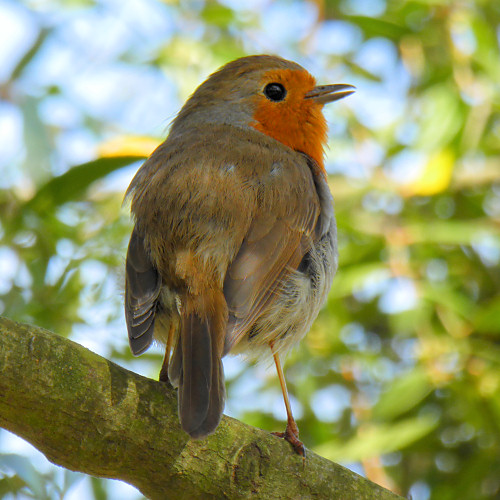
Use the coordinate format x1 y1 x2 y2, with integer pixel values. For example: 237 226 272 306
272 423 306 459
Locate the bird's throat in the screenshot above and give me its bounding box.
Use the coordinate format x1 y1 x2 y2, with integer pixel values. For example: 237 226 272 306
251 98 328 171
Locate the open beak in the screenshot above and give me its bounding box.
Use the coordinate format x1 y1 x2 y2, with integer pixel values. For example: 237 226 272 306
305 84 356 104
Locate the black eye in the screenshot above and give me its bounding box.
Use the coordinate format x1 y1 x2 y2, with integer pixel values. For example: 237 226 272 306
264 83 287 102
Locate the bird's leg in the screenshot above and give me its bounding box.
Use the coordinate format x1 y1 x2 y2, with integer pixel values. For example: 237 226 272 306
270 342 305 458
159 323 175 383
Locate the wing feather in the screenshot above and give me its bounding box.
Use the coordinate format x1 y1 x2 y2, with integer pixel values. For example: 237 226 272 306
125 227 162 355
223 197 319 354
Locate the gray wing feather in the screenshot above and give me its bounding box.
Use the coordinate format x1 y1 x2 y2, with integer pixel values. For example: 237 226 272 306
125 227 162 355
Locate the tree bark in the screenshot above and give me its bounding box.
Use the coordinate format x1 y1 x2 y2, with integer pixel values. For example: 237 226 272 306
0 317 401 499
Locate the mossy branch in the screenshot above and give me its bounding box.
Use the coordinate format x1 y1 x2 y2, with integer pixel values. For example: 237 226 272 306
0 317 401 499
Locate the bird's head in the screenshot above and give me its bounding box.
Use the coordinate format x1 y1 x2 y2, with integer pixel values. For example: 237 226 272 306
170 55 355 170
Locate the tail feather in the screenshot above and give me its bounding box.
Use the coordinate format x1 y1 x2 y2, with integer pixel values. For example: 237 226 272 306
179 314 212 434
190 356 225 438
175 294 227 439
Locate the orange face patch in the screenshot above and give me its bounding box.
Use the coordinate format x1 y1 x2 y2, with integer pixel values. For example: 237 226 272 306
251 69 328 171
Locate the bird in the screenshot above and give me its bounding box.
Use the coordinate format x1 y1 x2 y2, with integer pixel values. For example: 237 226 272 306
124 55 354 456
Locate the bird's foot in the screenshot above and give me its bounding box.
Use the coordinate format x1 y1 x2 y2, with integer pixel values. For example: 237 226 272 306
272 420 306 458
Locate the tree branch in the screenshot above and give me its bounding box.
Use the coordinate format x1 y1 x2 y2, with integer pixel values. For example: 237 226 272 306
0 317 401 499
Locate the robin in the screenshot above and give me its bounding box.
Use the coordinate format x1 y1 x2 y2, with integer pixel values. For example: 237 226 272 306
124 55 354 456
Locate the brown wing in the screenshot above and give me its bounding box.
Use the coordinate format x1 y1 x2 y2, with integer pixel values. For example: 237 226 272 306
125 227 162 355
223 194 319 355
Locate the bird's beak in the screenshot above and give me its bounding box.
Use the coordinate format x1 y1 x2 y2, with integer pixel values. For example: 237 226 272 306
304 84 356 105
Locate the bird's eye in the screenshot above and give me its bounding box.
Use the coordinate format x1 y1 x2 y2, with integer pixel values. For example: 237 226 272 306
264 83 287 102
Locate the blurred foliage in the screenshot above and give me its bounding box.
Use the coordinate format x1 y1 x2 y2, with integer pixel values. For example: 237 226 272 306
0 454 83 500
1 0 499 499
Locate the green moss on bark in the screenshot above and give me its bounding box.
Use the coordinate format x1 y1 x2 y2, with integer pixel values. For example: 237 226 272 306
0 317 402 499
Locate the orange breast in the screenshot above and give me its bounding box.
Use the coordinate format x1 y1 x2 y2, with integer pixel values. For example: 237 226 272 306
251 69 328 171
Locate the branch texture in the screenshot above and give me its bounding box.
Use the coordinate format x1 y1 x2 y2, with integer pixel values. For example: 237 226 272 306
0 317 401 499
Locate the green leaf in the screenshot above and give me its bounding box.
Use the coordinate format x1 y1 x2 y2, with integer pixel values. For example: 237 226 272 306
471 16 500 80
416 83 463 151
0 454 47 499
201 2 235 27
91 476 109 500
406 219 496 245
344 61 383 82
0 474 27 497
315 415 438 461
9 29 50 81
422 285 476 321
372 368 433 420
329 263 388 299
473 296 500 335
344 16 409 39
24 156 144 212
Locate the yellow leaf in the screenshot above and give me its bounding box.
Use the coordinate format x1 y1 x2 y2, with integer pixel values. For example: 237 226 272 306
97 135 160 158
405 149 455 196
